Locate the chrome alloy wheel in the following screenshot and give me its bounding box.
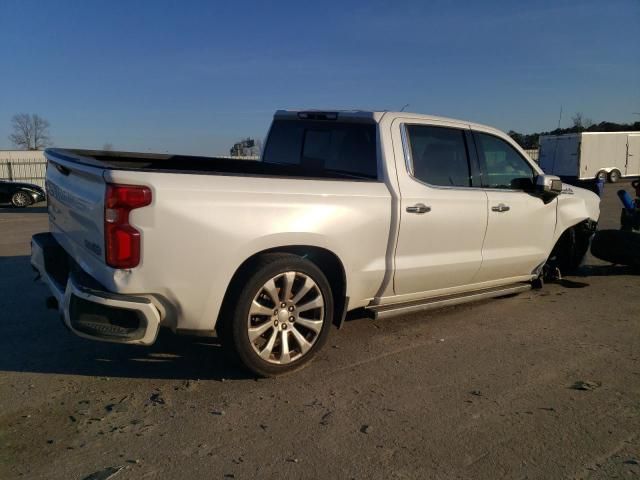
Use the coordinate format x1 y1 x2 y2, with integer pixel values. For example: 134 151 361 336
12 191 31 207
247 271 325 365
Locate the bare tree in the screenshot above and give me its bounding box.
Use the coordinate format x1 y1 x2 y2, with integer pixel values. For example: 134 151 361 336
8 113 52 150
571 112 584 129
102 143 114 151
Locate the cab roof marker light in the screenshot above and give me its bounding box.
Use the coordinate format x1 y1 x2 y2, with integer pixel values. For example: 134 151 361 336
297 112 339 121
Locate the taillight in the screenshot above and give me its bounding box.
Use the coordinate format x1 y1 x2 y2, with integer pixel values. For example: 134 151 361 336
105 184 152 269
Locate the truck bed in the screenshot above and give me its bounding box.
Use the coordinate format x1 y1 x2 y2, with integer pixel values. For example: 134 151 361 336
46 148 376 181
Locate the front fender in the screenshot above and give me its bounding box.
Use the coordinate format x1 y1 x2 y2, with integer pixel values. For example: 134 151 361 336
554 184 600 242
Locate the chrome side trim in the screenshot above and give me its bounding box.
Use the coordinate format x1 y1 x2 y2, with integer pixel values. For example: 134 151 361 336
399 122 535 194
367 283 531 320
400 123 414 177
400 122 483 193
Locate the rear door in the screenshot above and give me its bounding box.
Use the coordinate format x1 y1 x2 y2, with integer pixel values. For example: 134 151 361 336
626 135 640 176
392 120 488 295
45 152 107 273
472 131 556 283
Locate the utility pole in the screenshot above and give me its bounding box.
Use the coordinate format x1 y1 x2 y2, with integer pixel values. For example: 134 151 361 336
557 105 563 130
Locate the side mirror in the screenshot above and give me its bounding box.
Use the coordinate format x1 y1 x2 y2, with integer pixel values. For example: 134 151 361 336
535 174 563 203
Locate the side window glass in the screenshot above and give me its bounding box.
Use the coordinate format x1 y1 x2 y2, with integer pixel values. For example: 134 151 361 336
475 132 534 189
406 125 471 187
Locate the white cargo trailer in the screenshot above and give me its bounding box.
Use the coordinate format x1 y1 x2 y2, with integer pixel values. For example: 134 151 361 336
539 132 640 183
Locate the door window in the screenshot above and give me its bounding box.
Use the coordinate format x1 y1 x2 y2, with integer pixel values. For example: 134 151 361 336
475 132 535 189
405 125 471 187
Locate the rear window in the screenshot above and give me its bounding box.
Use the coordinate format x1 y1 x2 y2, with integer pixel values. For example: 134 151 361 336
262 120 378 179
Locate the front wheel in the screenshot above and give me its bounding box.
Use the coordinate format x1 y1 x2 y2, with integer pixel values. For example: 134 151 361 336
547 222 594 275
222 254 334 377
11 191 32 208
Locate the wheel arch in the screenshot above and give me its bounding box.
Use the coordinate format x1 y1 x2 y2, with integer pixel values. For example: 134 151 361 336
549 219 596 272
608 169 622 182
217 245 348 331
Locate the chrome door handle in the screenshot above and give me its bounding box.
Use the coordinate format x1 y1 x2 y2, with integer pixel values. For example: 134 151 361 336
491 203 510 213
406 203 431 214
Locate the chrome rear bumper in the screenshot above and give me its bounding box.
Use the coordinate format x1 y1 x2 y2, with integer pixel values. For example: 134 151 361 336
31 233 160 345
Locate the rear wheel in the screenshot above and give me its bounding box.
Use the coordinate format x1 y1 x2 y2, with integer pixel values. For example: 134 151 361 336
596 170 608 182
11 191 32 208
608 169 621 183
221 254 334 377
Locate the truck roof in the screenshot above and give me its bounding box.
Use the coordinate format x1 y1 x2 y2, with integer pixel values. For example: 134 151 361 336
274 109 505 136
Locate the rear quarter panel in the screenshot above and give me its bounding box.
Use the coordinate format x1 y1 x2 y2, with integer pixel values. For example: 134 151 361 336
103 169 392 331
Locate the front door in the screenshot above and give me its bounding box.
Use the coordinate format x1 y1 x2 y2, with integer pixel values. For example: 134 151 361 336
626 135 640 177
472 131 557 283
392 120 488 296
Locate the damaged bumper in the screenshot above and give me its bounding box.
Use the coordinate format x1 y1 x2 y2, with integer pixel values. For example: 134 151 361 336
30 232 161 345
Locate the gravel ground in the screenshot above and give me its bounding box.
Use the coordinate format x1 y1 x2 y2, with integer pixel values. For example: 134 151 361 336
0 184 638 480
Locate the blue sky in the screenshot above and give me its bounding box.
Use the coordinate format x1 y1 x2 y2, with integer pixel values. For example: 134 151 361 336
0 0 638 155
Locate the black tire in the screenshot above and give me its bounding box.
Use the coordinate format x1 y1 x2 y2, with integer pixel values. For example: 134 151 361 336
608 169 621 183
596 170 608 182
591 230 640 268
219 253 334 377
549 225 591 274
11 191 32 208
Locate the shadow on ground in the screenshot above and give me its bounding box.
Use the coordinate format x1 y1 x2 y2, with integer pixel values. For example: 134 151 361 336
0 255 253 381
0 205 48 214
1 252 636 383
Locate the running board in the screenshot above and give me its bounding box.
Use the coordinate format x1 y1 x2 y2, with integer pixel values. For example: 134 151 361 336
367 283 532 320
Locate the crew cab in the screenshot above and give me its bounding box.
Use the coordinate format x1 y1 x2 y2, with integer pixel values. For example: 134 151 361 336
31 110 600 376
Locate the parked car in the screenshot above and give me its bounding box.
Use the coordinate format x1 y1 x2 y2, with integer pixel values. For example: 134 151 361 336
31 110 600 376
0 180 46 207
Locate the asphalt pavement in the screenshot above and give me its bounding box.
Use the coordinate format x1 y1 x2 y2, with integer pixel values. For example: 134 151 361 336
0 185 638 479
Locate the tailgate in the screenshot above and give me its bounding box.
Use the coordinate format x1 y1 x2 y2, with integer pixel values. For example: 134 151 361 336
45 152 106 272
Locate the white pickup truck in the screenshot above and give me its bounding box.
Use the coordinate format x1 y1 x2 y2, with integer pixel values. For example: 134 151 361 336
31 110 600 376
